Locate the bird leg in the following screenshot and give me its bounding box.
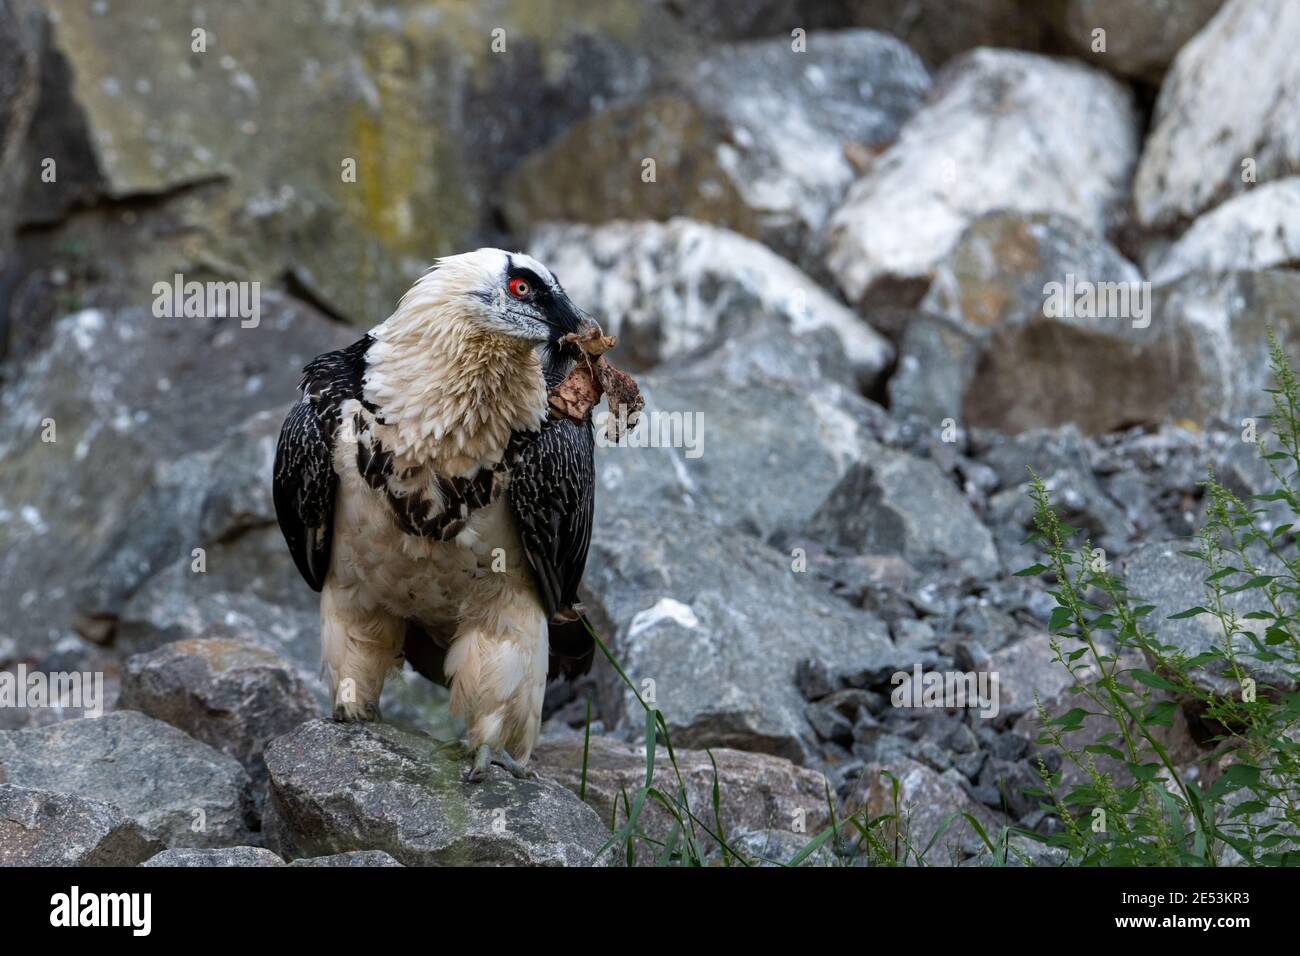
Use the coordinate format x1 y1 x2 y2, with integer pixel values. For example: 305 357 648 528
332 700 381 723
463 743 538 783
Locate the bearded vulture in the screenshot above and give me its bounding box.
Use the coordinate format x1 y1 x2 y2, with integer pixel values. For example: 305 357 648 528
273 249 598 781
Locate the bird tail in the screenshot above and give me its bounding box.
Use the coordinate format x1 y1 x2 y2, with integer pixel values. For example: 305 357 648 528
547 614 596 681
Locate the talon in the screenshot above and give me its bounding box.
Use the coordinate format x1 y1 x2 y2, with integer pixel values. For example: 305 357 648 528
462 744 535 782
464 743 493 784
491 749 537 780
332 700 381 723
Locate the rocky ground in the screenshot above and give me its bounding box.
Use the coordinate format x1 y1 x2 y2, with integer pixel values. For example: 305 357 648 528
1 0 1296 865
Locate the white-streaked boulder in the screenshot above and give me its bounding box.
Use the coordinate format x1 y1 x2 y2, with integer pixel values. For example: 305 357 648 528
824 49 1138 305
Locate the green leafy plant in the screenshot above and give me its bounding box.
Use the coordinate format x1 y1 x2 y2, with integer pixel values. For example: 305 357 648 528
1019 330 1300 866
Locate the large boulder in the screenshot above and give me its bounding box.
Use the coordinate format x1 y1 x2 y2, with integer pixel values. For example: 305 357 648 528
0 784 163 866
1123 541 1297 698
21 0 692 323
807 442 999 578
593 370 884 543
505 30 929 270
582 502 901 764
527 218 893 386
0 711 257 847
0 294 349 663
825 49 1138 306
532 735 830 861
1133 0 1300 230
904 213 1300 434
117 638 319 808
1151 179 1300 284
263 720 612 867
1063 0 1226 83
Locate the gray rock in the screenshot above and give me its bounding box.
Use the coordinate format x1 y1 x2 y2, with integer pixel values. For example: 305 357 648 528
1151 178 1300 284
719 827 839 867
594 370 881 542
1063 0 1226 83
506 31 929 270
887 312 979 425
857 757 999 864
288 851 403 867
989 632 1081 724
807 442 998 578
0 711 256 847
0 295 350 661
795 658 839 701
584 503 900 764
960 268 1300 435
921 211 1144 331
0 784 162 866
825 50 1138 305
1134 0 1300 230
141 846 285 867
527 218 893 386
24 0 685 323
532 735 830 863
118 638 319 808
263 720 611 867
1123 541 1297 697
0 0 40 256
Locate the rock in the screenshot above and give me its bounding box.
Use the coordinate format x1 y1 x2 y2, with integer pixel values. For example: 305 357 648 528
0 711 256 847
989 632 1082 724
1063 0 1226 83
886 312 979 425
931 256 1300 435
288 851 403 867
921 212 1144 332
263 720 611 866
897 212 1162 435
719 828 839 867
118 638 319 808
795 658 839 701
527 218 893 386
594 369 881 542
0 784 162 866
825 50 1138 305
22 0 691 323
532 735 830 862
506 31 929 270
0 0 40 254
141 846 285 867
1151 179 1300 284
847 0 1064 67
1123 541 1297 697
1134 0 1300 230
807 442 998 578
0 294 350 662
858 758 998 864
584 503 900 764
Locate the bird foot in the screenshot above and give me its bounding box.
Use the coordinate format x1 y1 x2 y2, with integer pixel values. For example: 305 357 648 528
463 743 537 783
332 700 381 723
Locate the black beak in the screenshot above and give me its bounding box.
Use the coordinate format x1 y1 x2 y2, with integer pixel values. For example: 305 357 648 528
548 292 602 345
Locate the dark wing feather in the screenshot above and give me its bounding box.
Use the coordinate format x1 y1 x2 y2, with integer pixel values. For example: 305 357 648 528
508 416 596 678
273 336 370 592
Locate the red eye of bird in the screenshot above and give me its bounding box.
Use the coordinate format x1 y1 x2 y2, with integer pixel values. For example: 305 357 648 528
508 277 531 299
